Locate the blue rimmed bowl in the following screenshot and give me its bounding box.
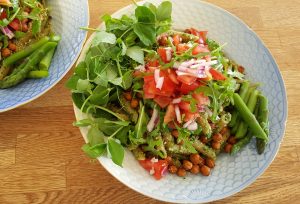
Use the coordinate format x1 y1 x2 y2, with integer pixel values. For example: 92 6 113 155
0 0 89 112
74 0 287 203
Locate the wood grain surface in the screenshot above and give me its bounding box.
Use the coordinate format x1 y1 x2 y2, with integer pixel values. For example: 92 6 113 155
0 0 299 203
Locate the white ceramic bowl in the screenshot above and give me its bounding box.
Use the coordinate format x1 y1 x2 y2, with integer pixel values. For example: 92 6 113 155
74 0 287 203
0 0 89 112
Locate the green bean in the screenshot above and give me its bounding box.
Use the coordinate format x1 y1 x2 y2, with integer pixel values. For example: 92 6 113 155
233 93 268 141
39 48 56 70
192 139 216 160
235 89 259 138
231 131 253 155
256 94 269 154
3 36 50 67
27 70 49 78
0 66 10 80
229 111 238 127
239 81 250 101
50 35 61 42
0 42 57 89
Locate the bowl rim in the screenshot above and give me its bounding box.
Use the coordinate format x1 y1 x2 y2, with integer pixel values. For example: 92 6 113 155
0 0 90 113
74 0 288 203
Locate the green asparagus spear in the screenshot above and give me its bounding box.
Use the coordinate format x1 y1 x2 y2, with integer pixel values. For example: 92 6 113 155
256 94 269 154
193 139 217 160
232 93 268 141
235 89 259 138
3 36 50 67
27 70 49 78
197 113 212 137
0 42 57 89
39 48 56 70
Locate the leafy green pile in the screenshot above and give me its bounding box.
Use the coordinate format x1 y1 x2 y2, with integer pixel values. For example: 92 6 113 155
66 1 173 166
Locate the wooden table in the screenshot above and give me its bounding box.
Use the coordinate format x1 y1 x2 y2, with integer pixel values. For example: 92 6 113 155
0 0 299 203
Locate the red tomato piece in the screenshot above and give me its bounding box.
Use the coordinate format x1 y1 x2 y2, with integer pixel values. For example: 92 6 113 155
192 92 210 105
173 34 181 46
139 159 168 180
157 47 172 63
183 111 200 122
188 28 208 44
0 11 7 20
177 75 197 85
154 96 172 108
176 43 190 54
209 69 226 80
192 45 210 55
146 59 159 68
9 18 21 31
164 104 176 124
179 81 203 94
168 69 179 85
178 101 191 111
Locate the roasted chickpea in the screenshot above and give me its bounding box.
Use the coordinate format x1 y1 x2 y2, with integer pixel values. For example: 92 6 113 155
177 168 186 177
130 98 139 109
168 165 178 174
200 165 211 176
190 154 202 165
220 126 229 135
171 130 179 138
8 42 17 52
123 92 132 101
228 136 237 145
200 136 208 144
1 48 11 58
165 156 172 164
182 160 193 170
205 158 215 168
224 143 233 153
190 165 200 174
238 65 245 74
158 35 168 46
212 133 223 142
136 92 143 99
212 141 221 150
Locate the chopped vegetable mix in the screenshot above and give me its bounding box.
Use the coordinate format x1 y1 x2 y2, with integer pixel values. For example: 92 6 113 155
68 1 269 180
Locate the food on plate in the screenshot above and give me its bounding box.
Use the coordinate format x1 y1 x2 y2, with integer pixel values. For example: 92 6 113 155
0 0 60 88
67 1 269 179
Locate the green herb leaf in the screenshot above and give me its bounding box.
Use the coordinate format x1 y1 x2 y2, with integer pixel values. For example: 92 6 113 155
76 79 93 92
126 46 144 64
32 20 41 35
65 75 80 90
134 103 148 139
92 31 117 45
89 85 110 106
156 1 172 21
107 138 125 166
73 119 93 127
82 143 107 159
87 126 105 146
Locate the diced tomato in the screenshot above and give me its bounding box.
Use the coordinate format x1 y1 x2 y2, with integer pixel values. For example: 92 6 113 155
9 18 22 31
168 69 179 85
158 35 168 46
192 45 210 55
178 101 191 111
154 96 172 108
0 11 7 20
177 75 197 85
139 159 168 180
183 111 200 122
164 104 175 124
187 28 208 44
209 68 226 80
192 92 210 105
173 34 181 46
147 59 159 68
144 74 154 83
143 79 157 99
176 43 189 54
179 81 203 94
157 47 172 63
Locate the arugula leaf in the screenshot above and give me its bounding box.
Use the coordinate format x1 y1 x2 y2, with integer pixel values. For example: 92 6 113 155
107 138 125 166
75 62 88 79
82 143 107 159
102 14 131 32
143 2 157 14
89 85 111 106
73 119 93 127
156 1 172 21
66 75 80 90
126 46 144 64
87 126 105 146
122 70 133 90
133 6 156 46
76 79 93 92
177 128 197 154
92 31 117 45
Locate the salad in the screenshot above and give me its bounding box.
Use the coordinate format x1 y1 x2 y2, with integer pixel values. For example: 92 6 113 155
67 1 269 180
0 0 60 89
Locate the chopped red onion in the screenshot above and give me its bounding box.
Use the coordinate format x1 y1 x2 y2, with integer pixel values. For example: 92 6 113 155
134 65 145 71
156 77 164 90
147 108 159 132
165 48 172 62
174 105 182 123
183 119 194 128
187 121 198 131
1 26 14 39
